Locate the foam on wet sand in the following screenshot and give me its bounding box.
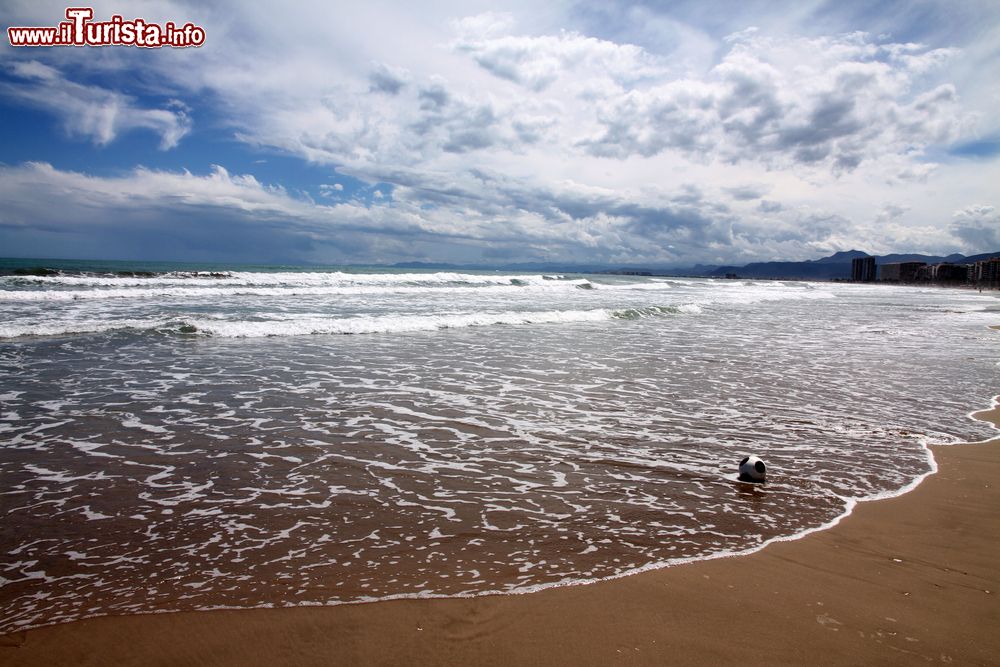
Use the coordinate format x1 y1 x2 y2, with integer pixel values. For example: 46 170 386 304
2 399 998 666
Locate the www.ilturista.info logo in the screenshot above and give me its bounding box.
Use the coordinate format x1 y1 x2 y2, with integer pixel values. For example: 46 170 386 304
7 7 206 48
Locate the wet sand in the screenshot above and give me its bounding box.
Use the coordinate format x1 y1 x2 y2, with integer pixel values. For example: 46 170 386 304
2 409 999 666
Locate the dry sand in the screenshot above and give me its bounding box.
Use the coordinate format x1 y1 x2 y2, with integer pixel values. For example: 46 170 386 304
2 408 998 666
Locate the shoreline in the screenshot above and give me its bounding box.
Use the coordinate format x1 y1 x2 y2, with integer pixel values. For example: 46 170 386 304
2 398 998 665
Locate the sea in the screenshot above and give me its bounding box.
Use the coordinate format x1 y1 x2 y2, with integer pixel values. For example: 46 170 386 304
0 257 997 633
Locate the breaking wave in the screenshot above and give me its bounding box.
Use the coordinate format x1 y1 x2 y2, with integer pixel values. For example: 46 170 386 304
0 271 592 290
0 304 703 339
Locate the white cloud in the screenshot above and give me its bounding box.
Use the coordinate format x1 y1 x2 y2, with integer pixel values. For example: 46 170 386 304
368 62 410 95
0 160 952 266
2 60 191 149
451 14 664 92
582 32 966 172
950 205 1000 251
875 203 909 223
319 183 345 198
153 10 975 190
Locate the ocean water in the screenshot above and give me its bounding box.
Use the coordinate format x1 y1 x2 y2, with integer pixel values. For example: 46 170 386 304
0 259 997 633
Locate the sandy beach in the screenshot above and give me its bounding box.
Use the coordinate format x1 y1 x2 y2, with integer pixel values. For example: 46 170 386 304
0 403 995 666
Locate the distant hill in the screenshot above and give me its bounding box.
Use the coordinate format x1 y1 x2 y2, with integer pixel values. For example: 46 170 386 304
708 260 854 280
964 251 1000 263
391 261 615 273
814 250 870 264
392 250 1000 280
877 253 950 264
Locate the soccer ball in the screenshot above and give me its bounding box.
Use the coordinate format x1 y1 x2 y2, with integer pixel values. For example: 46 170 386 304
738 455 767 482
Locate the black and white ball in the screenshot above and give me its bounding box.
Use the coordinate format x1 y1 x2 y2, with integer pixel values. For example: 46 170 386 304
738 455 767 482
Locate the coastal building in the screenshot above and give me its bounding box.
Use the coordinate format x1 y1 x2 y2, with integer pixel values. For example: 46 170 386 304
973 257 1000 289
879 261 926 283
851 256 876 282
929 263 969 284
879 263 899 282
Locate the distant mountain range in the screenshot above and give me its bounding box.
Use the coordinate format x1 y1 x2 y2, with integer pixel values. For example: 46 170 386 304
393 250 1000 280
704 250 1000 280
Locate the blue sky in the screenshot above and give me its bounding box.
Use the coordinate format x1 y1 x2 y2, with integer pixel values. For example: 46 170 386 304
1 0 999 265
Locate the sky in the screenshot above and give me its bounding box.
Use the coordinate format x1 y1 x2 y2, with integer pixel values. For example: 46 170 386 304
1 0 999 266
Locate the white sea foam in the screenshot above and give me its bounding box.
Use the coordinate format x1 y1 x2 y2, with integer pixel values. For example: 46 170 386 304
0 303 705 339
0 280 596 302
1 271 996 635
190 310 613 337
0 271 589 290
0 318 174 339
